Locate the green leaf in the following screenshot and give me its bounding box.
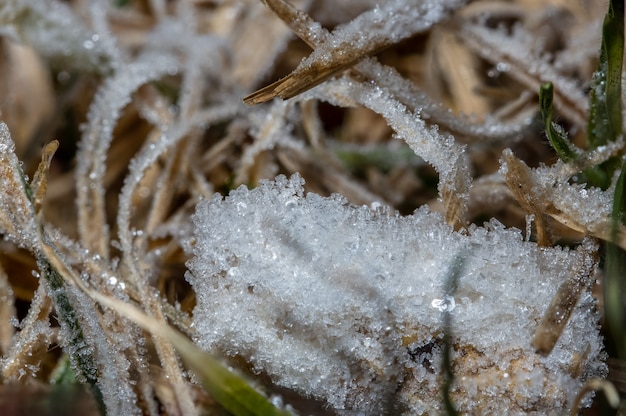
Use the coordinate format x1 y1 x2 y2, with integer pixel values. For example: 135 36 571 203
539 82 578 163
587 0 624 148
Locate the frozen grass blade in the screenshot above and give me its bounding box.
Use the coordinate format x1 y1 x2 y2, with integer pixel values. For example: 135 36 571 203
587 0 624 148
532 240 597 356
594 0 626 361
539 83 577 163
245 0 468 104
39 258 106 415
539 83 608 188
569 379 620 415
441 254 464 416
66 284 292 416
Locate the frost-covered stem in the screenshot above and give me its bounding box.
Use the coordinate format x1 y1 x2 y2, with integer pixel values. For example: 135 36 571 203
260 0 524 143
440 255 464 415
459 22 588 128
307 77 471 227
39 258 106 415
115 118 221 416
1 282 52 380
246 0 469 104
76 57 178 259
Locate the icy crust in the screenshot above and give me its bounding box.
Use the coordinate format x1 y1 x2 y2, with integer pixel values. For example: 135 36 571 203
187 174 606 414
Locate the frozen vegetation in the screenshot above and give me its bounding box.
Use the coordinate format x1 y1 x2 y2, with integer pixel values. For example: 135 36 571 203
188 174 605 414
0 0 621 415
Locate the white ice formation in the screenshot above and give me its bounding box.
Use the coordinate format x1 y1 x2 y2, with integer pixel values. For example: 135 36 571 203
187 173 606 414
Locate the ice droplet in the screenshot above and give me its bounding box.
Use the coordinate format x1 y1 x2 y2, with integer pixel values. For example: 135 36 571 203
431 295 456 312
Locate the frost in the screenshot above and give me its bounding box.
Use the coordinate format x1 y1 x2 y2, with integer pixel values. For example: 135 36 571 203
76 54 180 258
303 76 471 227
459 21 589 127
0 0 115 72
0 122 39 250
187 174 606 414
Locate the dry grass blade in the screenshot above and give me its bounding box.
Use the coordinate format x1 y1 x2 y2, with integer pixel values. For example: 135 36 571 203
501 149 551 246
258 0 525 144
231 1 313 89
0 263 15 356
31 141 58 217
458 21 589 128
245 0 469 104
532 239 597 355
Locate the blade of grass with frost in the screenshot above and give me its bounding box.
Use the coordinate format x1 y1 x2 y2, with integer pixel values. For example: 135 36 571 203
38 237 291 416
244 0 468 104
596 0 626 356
39 260 106 415
539 83 578 163
587 0 623 148
261 0 526 145
441 254 465 416
0 124 106 413
539 83 607 187
76 289 293 416
606 162 626 356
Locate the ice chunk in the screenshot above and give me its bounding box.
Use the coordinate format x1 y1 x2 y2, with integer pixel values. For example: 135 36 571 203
187 174 606 414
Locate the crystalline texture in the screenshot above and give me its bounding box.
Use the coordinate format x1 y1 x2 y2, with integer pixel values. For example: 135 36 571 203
0 122 40 250
187 174 606 414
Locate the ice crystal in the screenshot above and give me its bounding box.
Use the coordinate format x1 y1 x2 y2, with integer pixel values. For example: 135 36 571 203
187 174 606 414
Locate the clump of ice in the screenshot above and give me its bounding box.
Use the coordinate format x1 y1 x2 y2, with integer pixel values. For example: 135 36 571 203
187 174 606 414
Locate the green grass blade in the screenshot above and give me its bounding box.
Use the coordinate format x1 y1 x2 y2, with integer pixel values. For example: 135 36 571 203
39 259 107 415
605 162 626 356
539 82 578 163
587 0 624 148
180 343 292 416
538 82 611 188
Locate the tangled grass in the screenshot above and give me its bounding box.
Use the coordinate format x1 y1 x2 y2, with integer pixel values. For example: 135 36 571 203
0 0 624 414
